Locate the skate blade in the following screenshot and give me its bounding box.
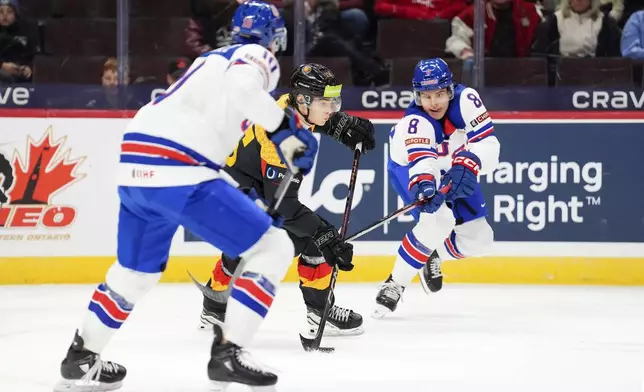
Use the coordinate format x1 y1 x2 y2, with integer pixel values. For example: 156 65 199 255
321 326 365 337
307 323 365 337
419 275 442 294
252 386 278 392
210 382 277 392
419 273 432 295
54 379 122 392
371 304 392 319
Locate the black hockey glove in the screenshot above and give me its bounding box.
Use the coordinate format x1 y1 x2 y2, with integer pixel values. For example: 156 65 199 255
324 112 376 153
313 219 354 272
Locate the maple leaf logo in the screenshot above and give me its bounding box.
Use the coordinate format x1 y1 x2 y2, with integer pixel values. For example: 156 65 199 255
7 127 85 205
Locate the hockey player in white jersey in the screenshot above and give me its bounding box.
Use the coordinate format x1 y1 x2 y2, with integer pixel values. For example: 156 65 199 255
373 58 501 318
54 2 323 391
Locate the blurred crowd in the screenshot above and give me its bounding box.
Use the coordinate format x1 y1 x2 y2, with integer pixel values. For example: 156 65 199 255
1 0 643 89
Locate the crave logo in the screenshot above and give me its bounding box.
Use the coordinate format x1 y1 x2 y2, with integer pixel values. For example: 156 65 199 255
0 127 85 240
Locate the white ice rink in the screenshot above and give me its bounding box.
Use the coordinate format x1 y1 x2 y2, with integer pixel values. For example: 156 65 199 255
2 283 644 392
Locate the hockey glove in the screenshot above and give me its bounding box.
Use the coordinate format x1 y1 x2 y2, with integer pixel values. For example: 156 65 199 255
409 174 439 214
240 187 284 228
268 107 319 175
324 112 376 153
444 151 480 201
313 219 354 272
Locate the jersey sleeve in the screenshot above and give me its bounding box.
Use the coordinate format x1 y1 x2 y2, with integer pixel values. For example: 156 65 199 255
219 44 284 132
457 87 500 175
395 114 441 189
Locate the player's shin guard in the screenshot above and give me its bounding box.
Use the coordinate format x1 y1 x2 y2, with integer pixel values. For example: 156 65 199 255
223 227 294 347
390 230 433 286
57 262 159 391
80 262 161 353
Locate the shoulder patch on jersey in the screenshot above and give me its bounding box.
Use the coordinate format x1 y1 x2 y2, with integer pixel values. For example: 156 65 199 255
469 111 489 128
256 125 286 168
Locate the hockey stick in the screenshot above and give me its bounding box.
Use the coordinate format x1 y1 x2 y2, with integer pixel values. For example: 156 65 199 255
344 184 451 242
187 107 302 303
299 143 362 353
188 170 296 302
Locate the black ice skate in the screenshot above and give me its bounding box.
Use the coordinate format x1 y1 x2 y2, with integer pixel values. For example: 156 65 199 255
420 250 443 293
372 275 405 319
208 324 278 392
54 330 126 392
307 305 364 336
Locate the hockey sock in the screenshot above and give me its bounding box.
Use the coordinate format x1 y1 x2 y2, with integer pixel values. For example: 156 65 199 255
391 230 432 286
210 258 233 291
436 230 466 261
80 262 160 353
225 271 277 346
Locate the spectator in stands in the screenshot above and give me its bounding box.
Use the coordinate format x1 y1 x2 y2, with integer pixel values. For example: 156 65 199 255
101 58 128 88
446 0 541 60
374 0 467 21
167 57 190 85
185 0 236 58
621 9 644 58
532 0 622 57
338 0 370 43
0 0 36 84
86 57 140 109
538 0 625 20
283 0 389 86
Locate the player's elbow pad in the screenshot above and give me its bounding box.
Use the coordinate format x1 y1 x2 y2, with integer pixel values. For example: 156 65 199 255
224 65 284 132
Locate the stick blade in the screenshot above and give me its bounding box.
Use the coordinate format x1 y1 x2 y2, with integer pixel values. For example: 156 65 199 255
187 270 228 304
299 334 335 353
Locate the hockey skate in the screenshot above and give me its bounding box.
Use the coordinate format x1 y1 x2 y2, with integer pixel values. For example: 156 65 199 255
419 251 443 293
199 288 227 329
372 275 405 319
208 324 278 392
306 305 364 337
54 330 126 392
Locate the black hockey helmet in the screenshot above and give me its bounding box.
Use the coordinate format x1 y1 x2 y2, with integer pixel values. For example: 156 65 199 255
288 63 342 111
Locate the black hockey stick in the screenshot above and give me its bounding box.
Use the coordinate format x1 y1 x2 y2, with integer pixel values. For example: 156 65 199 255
187 108 302 301
187 170 296 298
300 143 362 353
344 184 451 242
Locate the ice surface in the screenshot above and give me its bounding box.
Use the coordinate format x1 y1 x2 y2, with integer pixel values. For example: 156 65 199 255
1 283 644 392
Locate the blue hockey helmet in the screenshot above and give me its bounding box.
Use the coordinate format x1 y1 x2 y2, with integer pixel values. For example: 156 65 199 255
412 58 454 104
231 1 287 52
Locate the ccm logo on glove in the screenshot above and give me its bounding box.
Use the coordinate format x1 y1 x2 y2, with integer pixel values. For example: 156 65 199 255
453 156 480 175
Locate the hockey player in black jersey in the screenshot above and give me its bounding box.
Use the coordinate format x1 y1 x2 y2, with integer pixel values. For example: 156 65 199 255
197 62 376 337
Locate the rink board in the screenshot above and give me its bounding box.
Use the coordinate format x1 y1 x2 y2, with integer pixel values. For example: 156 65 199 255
0 110 643 285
